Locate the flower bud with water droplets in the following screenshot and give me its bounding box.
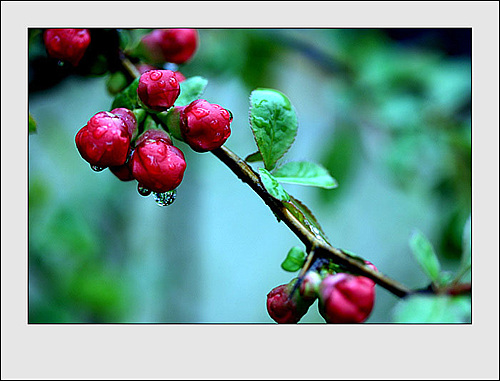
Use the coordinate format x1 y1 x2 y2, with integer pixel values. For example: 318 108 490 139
180 99 232 152
266 279 314 324
130 129 186 193
137 70 180 111
75 111 130 168
43 29 91 67
318 273 376 324
141 29 198 64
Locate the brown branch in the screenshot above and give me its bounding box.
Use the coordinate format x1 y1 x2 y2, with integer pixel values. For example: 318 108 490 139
212 146 412 298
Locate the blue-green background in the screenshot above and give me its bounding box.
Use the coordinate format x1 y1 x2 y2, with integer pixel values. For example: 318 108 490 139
28 29 471 323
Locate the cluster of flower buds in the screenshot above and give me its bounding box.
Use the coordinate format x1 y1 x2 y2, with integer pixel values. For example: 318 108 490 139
267 261 378 324
76 66 233 204
75 106 187 195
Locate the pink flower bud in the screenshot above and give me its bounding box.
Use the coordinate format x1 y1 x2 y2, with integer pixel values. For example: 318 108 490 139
75 111 130 168
180 99 232 152
141 29 198 64
43 29 91 66
130 130 186 193
137 70 180 111
318 273 376 324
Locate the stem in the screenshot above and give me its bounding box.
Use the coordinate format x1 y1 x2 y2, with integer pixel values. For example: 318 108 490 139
213 146 412 298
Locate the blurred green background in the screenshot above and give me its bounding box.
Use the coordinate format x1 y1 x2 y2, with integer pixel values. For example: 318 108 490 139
28 28 471 323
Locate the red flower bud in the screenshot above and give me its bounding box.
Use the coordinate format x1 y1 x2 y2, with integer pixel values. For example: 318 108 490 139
141 29 198 64
318 273 376 324
130 130 186 193
43 29 91 66
180 99 232 152
111 108 137 137
109 163 135 182
266 280 313 324
137 70 180 111
75 111 130 168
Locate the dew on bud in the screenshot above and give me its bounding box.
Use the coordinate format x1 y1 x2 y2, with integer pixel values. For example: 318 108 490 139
153 190 177 206
90 165 106 172
137 184 151 197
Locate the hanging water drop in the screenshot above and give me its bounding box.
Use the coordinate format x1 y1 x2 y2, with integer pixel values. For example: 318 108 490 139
57 60 65 67
90 165 105 172
137 184 151 197
153 190 177 206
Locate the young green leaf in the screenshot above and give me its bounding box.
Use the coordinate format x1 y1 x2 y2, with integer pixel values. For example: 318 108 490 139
258 168 290 202
29 113 37 134
245 151 263 163
393 294 471 323
281 247 307 272
249 88 298 171
272 161 338 189
409 230 441 283
174 76 208 107
111 77 140 110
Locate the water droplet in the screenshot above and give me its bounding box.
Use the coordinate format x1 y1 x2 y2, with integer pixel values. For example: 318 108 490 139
57 60 65 67
137 184 151 197
169 76 178 86
153 190 177 206
91 165 105 172
149 71 162 81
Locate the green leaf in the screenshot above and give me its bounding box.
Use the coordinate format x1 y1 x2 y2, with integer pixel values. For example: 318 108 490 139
258 168 290 202
284 196 330 244
409 230 441 283
249 88 298 171
174 76 208 107
281 247 307 272
29 113 37 134
111 77 140 110
245 151 263 163
272 161 338 189
454 215 472 283
393 294 471 323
